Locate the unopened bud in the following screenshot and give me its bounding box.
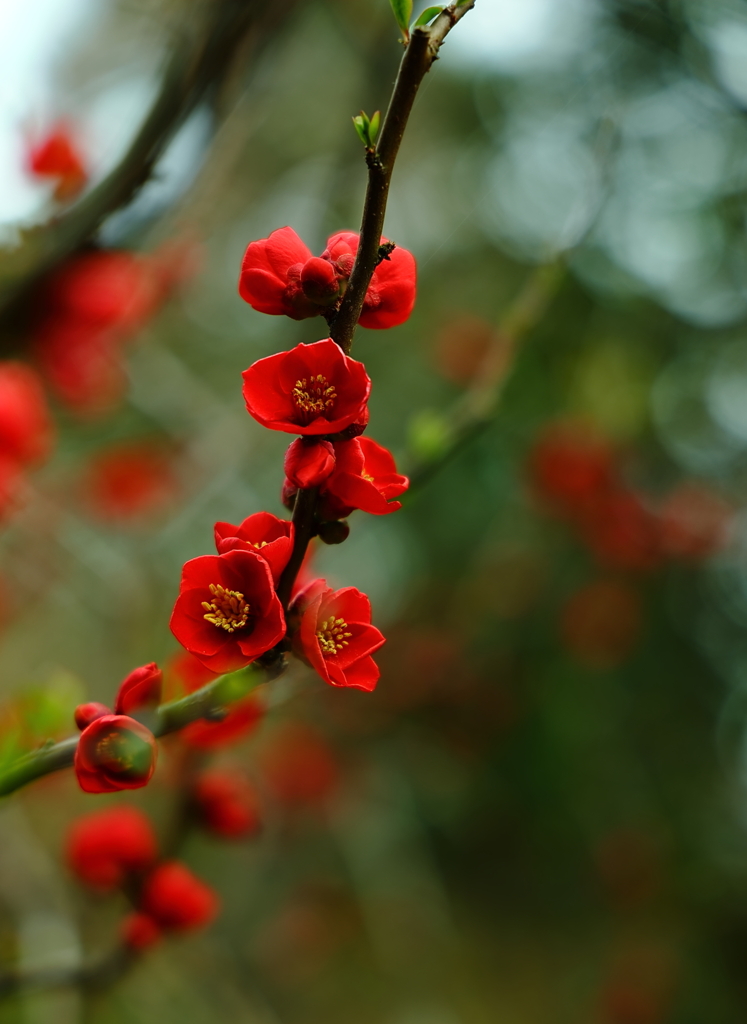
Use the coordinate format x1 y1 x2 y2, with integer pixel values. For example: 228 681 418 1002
284 438 335 489
300 257 340 306
74 702 111 730
317 520 350 545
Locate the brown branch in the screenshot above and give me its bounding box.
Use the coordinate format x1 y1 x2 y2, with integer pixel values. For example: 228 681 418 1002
329 1 477 354
0 0 299 325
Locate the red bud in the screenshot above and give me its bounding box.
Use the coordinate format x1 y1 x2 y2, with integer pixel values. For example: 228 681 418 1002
284 438 335 489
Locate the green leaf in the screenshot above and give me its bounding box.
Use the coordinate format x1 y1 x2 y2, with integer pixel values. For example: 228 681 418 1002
413 5 442 26
352 115 369 147
368 110 381 144
389 0 413 36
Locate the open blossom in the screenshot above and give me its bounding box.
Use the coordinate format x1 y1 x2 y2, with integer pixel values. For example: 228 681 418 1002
0 362 54 466
242 339 370 436
284 437 408 519
67 806 158 890
170 549 285 674
214 511 293 584
239 226 416 329
291 579 385 691
27 123 87 201
74 714 157 793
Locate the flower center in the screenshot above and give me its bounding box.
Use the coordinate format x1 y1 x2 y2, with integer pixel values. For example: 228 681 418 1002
202 584 250 633
362 470 375 483
292 375 337 418
317 616 352 657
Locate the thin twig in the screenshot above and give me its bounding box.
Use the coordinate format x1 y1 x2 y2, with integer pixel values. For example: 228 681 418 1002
406 259 566 492
0 0 298 326
329 1 476 355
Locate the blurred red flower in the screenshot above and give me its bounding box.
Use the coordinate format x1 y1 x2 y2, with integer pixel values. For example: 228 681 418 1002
140 861 219 931
242 339 371 436
0 362 54 466
66 805 157 890
529 420 616 522
291 579 384 691
560 579 642 670
580 489 662 573
84 441 178 522
259 723 339 806
27 123 87 201
170 550 285 674
239 226 416 329
192 769 261 838
167 650 265 749
658 482 732 561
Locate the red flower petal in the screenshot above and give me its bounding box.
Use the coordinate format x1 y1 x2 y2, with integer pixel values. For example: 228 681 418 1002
115 662 163 715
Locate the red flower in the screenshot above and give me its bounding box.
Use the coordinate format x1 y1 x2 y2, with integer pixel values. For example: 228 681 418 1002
284 438 335 489
166 651 265 749
259 723 339 806
580 489 662 573
242 339 371 436
45 251 159 334
27 123 87 201
213 512 293 584
140 861 219 931
238 227 416 329
658 482 732 561
74 715 157 793
323 230 416 329
34 319 126 417
115 663 163 715
84 442 178 522
529 421 616 522
291 580 385 691
560 579 642 670
0 362 54 466
121 912 162 950
66 806 157 890
284 437 408 519
170 549 285 674
192 769 261 839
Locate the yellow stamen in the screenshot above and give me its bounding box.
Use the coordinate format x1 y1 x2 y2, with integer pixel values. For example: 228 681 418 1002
292 374 337 416
202 583 250 633
317 616 352 657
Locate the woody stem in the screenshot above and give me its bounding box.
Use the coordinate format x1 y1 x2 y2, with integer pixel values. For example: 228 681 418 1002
329 1 477 355
277 2 478 610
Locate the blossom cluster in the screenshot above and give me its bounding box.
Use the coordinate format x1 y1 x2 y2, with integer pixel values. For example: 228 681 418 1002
168 227 413 690
529 420 732 571
67 804 223 949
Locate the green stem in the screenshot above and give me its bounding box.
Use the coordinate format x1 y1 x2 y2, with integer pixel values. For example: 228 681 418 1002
0 666 260 798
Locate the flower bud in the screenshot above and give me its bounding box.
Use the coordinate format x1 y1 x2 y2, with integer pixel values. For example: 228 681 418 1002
317 519 350 545
74 702 111 731
114 662 163 715
300 257 340 305
284 438 335 489
74 715 157 793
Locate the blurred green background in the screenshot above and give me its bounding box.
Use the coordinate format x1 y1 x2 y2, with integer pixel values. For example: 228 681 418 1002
2 0 747 1021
